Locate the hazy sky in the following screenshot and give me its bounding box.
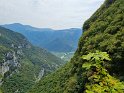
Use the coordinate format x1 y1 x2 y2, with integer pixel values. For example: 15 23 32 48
0 0 104 29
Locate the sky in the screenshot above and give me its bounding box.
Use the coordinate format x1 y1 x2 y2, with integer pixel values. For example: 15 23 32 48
0 0 104 29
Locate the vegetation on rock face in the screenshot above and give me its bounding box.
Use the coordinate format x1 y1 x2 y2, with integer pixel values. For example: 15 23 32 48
80 0 124 77
82 51 124 93
28 0 124 93
0 46 11 64
0 26 65 93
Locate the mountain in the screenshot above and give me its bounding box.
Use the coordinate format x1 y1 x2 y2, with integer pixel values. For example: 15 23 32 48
28 0 124 93
0 26 65 93
2 23 82 52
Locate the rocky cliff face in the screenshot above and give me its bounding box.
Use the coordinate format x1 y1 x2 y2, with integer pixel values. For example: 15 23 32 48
0 43 30 85
0 26 65 93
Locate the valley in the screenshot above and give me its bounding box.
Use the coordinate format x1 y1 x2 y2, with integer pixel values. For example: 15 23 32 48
0 0 124 93
2 23 82 61
51 52 74 61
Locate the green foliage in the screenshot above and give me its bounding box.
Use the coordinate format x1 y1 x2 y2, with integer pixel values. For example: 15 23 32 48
82 51 111 70
82 51 124 93
0 26 65 93
0 89 2 93
80 0 124 76
28 63 72 93
2 74 34 93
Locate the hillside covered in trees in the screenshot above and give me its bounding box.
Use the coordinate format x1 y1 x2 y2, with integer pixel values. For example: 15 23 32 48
28 0 124 93
0 26 65 93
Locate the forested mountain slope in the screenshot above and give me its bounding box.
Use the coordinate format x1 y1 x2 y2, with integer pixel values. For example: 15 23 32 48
0 26 65 93
2 23 82 52
29 0 124 93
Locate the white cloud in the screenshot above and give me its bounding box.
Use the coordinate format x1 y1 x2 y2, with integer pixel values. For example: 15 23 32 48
0 0 104 29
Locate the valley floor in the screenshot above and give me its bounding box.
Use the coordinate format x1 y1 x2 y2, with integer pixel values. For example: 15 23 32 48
51 52 74 61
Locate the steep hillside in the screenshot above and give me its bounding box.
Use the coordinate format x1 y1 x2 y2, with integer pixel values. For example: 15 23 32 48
2 24 82 52
29 0 124 93
0 26 65 93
